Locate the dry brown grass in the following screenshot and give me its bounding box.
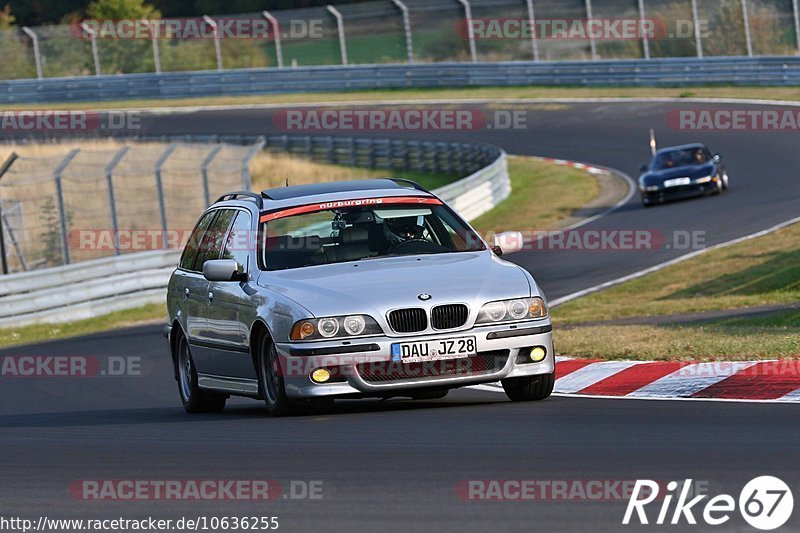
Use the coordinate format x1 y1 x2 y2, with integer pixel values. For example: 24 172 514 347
1 141 383 188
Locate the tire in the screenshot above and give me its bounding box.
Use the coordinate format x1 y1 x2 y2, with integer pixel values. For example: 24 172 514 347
256 334 295 416
501 371 555 402
175 332 226 413
713 177 724 195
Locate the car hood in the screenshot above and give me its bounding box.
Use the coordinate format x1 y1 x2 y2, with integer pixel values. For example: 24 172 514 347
642 163 715 185
258 251 534 318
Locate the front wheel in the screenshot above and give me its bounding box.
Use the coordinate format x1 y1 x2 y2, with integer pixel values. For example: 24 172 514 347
257 335 295 416
501 371 555 402
176 333 226 413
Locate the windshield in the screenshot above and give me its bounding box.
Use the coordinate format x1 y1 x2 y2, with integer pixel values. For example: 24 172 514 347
260 201 485 270
652 147 709 170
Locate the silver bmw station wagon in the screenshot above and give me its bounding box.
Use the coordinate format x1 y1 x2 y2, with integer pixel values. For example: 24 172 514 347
164 179 555 415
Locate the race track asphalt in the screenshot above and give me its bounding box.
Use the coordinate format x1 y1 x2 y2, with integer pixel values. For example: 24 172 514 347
2 100 799 532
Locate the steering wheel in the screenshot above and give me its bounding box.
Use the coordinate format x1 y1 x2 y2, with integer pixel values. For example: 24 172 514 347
391 238 449 255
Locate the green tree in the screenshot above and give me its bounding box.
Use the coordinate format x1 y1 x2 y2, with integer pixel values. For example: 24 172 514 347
0 4 15 28
86 0 159 20
83 0 160 74
0 5 36 80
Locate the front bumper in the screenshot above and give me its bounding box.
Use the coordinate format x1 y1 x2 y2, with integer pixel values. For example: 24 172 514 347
275 321 554 399
641 182 717 204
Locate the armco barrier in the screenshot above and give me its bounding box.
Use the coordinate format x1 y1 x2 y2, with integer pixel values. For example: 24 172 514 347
0 136 508 327
2 56 800 105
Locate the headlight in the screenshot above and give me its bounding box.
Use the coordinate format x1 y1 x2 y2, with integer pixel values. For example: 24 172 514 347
694 175 713 183
476 297 548 324
290 315 382 341
644 185 660 192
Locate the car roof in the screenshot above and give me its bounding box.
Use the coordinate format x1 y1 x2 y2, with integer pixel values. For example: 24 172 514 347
259 179 434 211
262 178 425 201
210 179 435 213
655 143 707 155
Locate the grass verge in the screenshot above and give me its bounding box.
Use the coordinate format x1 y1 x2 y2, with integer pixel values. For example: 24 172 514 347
5 86 800 112
553 222 800 360
470 156 599 235
555 311 800 361
0 155 598 349
0 303 166 349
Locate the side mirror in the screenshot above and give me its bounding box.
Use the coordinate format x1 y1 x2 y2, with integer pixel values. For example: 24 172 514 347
713 153 721 163
639 164 649 173
493 231 525 256
203 259 245 282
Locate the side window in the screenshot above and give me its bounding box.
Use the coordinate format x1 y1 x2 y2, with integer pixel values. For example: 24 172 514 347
179 211 217 271
221 211 253 272
193 209 236 272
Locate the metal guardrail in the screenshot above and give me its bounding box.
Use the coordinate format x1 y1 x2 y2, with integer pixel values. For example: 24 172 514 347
3 56 800 105
0 136 508 327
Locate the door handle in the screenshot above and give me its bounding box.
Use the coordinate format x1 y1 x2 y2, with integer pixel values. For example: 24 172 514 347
208 291 214 303
183 288 189 300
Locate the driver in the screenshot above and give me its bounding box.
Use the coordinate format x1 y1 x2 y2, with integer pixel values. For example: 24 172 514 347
693 148 706 164
384 216 426 247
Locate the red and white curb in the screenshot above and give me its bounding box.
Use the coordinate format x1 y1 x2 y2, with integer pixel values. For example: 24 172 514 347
535 157 606 175
475 357 800 402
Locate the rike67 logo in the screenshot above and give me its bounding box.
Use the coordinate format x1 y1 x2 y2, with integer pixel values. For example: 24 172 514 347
624 477 793 530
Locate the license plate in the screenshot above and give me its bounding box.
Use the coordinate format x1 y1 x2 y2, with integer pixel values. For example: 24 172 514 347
664 177 691 187
391 336 477 363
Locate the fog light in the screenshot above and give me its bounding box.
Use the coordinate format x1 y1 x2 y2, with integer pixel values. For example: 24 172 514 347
311 368 331 383
529 346 547 363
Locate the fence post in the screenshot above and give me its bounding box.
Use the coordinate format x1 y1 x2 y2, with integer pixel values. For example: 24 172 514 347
200 144 224 206
0 153 19 275
794 0 800 53
391 0 415 63
326 5 348 65
203 16 224 70
638 0 650 60
154 143 178 249
104 146 129 256
21 27 43 79
262 11 284 68
691 0 703 58
741 0 753 57
53 149 80 265
81 23 101 76
241 137 266 191
457 0 478 63
525 0 539 61
147 20 161 74
585 0 597 60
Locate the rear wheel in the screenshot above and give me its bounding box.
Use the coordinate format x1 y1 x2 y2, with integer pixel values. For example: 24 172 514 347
256 334 295 416
176 333 226 413
502 372 555 402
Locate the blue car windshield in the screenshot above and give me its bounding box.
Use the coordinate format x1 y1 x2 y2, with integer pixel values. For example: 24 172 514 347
652 148 710 170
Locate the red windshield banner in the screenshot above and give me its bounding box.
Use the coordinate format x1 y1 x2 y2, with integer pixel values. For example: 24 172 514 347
259 196 443 223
